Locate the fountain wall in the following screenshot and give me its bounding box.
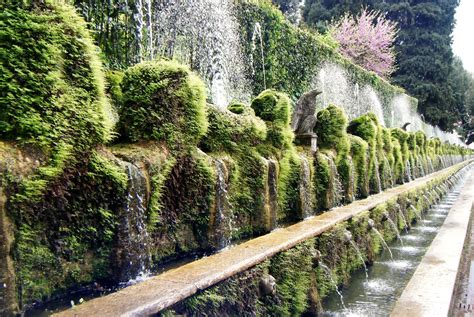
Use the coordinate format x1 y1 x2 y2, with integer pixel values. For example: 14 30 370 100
1 1 473 315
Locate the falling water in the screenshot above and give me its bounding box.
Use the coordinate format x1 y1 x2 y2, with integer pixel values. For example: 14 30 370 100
319 262 346 308
382 155 394 188
385 214 403 246
117 162 151 281
299 155 313 219
346 157 356 202
348 240 369 281
396 204 409 233
371 228 394 260
135 0 145 61
146 0 153 59
417 157 426 177
251 22 266 89
408 205 422 221
373 156 383 193
212 159 233 250
426 157 434 174
328 156 344 208
142 0 250 108
405 160 412 182
264 159 279 231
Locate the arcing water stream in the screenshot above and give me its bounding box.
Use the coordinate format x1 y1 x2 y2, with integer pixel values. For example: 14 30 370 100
322 167 472 316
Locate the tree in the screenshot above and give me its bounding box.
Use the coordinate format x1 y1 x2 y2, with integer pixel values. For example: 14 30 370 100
330 8 398 78
300 0 462 131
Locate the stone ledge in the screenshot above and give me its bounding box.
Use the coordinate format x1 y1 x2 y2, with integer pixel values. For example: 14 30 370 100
54 160 473 317
391 168 474 317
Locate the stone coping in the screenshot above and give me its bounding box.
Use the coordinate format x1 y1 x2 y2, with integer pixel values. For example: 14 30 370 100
55 161 472 317
391 167 474 317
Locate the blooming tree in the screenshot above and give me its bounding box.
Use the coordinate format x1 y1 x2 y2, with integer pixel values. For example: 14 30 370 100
330 8 398 78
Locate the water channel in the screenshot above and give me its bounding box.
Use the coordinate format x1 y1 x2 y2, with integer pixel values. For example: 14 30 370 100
322 168 471 316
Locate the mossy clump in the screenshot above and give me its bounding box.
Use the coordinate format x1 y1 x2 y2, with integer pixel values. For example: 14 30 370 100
347 113 381 193
14 151 127 306
349 135 369 198
227 102 246 115
200 105 267 153
314 105 348 150
314 105 353 202
251 89 294 150
277 149 302 222
0 1 112 149
119 60 208 149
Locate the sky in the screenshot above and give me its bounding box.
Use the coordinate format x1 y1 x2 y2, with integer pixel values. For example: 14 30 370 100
452 0 474 74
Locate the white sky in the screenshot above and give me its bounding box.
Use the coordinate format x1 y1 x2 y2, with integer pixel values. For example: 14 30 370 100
452 0 474 74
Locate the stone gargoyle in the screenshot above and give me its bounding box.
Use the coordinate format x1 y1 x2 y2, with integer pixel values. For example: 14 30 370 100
290 89 321 135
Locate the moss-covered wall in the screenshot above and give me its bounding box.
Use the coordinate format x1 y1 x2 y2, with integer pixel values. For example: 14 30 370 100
0 1 472 315
163 163 468 316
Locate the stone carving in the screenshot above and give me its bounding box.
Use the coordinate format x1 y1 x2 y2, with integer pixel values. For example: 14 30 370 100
291 90 321 134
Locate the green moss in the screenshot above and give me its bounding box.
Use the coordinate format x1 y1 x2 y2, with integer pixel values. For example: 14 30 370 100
200 105 266 153
227 102 246 115
269 241 315 316
251 89 294 150
119 60 208 149
348 113 381 193
314 105 348 150
13 150 127 306
349 135 369 198
277 148 302 222
148 149 215 261
105 70 124 109
0 1 112 148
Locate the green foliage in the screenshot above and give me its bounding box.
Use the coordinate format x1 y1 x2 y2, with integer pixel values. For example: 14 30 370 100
0 1 112 148
251 89 294 150
119 60 208 149
349 135 369 198
277 149 302 222
269 241 314 316
200 105 267 153
314 105 348 150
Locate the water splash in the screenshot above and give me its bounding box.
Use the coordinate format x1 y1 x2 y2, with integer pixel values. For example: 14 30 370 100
143 0 250 108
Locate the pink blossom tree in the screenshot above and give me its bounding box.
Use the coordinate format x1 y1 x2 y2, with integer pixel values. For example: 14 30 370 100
330 8 398 78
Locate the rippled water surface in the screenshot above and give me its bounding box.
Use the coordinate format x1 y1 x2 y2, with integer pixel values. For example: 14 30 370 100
322 179 466 316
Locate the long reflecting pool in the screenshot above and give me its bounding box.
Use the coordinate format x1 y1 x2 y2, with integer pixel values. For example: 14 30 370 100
322 171 470 316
